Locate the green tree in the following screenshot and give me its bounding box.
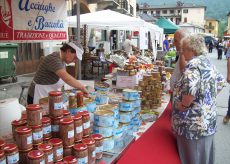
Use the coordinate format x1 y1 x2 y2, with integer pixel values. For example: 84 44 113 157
218 21 227 37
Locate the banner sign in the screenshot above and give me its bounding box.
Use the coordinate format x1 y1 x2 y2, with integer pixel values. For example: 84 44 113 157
0 0 68 42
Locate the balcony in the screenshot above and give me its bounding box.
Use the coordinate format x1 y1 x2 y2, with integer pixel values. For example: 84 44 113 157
204 25 215 30
96 0 119 10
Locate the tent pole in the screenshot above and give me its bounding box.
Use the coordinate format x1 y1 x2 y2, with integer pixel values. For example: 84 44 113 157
76 0 81 80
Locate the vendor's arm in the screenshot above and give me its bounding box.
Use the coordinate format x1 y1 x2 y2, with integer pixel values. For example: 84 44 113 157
56 68 89 96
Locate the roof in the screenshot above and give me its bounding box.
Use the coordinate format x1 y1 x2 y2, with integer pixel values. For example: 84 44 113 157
205 18 219 22
138 13 157 22
179 23 204 29
155 17 180 34
140 3 206 10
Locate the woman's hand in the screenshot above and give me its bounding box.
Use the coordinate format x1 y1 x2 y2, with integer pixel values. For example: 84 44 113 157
81 86 89 98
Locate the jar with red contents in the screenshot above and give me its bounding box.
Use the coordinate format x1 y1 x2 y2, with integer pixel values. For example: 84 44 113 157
49 91 64 118
27 150 45 164
0 150 6 164
30 124 43 146
42 117 52 140
73 143 88 164
0 139 5 150
63 155 78 164
72 113 83 142
19 148 32 164
78 111 90 137
15 126 33 151
11 119 27 141
77 92 84 107
63 145 74 157
63 110 71 118
26 104 42 126
51 115 63 138
91 134 103 159
48 138 63 162
59 118 75 147
2 143 19 164
38 143 53 164
82 138 96 164
20 110 27 120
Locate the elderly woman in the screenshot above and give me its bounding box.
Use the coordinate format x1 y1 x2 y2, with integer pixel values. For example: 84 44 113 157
172 34 226 164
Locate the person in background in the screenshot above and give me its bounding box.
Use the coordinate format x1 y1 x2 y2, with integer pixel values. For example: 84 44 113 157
209 39 214 53
163 34 169 52
223 42 230 124
27 42 89 104
217 39 224 60
88 29 96 53
123 34 138 58
172 34 226 164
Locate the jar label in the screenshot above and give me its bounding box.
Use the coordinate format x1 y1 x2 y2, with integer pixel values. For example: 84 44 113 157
40 112 42 119
54 102 63 110
48 153 53 163
7 152 19 164
40 160 45 164
83 121 90 129
76 126 83 133
27 135 32 144
0 159 6 164
78 156 88 164
51 125 59 132
43 125 51 134
68 130 74 138
96 145 103 153
33 130 43 140
92 150 96 158
56 147 63 157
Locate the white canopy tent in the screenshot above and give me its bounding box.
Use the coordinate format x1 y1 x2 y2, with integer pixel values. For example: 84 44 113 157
67 10 163 58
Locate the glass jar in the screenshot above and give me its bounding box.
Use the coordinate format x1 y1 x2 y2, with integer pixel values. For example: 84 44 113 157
82 138 95 164
19 148 32 164
59 118 74 147
48 138 63 162
63 155 78 164
73 143 88 164
26 104 42 126
2 143 19 164
27 150 45 164
63 145 74 157
20 110 27 120
63 110 71 118
0 150 6 164
30 125 43 145
42 117 52 140
72 113 83 142
51 115 63 138
78 111 90 137
38 143 53 164
11 119 27 141
69 93 77 109
49 91 64 118
77 92 84 107
15 126 33 150
0 139 6 150
91 134 103 159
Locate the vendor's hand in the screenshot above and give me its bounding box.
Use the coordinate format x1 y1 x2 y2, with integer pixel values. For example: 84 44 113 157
81 86 89 98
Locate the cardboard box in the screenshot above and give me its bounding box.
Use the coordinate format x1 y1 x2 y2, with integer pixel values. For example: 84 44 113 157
116 73 141 89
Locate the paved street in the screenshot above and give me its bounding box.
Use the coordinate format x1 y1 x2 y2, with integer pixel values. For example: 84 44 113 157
0 49 230 163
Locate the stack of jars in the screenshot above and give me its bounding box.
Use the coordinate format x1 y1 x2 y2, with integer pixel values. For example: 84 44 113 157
68 91 88 115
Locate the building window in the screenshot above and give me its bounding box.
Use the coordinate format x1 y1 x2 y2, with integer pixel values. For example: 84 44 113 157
170 10 174 14
162 10 167 14
209 22 212 26
178 10 181 14
184 17 187 22
170 18 173 22
144 11 147 14
209 30 212 33
183 9 188 13
156 10 160 15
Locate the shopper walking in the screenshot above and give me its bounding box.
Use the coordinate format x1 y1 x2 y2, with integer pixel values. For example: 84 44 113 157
209 39 214 53
172 34 226 164
217 39 224 60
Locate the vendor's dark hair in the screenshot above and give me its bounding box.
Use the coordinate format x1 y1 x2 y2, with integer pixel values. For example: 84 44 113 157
60 43 76 53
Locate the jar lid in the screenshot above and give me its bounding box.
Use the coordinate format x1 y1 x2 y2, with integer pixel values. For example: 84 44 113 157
38 143 53 152
82 138 95 146
49 91 62 96
50 115 64 120
48 138 63 146
69 93 75 97
78 111 89 117
63 155 78 163
60 118 73 125
73 113 82 120
15 126 32 134
0 150 4 158
28 150 44 159
3 143 17 153
77 92 84 96
26 104 41 111
0 139 5 147
42 117 51 123
56 162 66 164
91 134 103 140
11 119 27 126
63 110 70 116
94 110 113 116
30 124 42 129
73 143 87 151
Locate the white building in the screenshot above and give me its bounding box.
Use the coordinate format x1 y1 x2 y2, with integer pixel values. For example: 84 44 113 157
179 23 205 34
139 1 206 27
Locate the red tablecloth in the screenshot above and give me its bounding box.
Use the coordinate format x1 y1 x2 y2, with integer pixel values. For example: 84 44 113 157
117 102 181 164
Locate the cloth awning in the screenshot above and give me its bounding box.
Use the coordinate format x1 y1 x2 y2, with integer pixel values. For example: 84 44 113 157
155 17 180 34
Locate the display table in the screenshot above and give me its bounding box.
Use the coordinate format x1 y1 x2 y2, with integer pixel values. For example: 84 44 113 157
117 102 181 164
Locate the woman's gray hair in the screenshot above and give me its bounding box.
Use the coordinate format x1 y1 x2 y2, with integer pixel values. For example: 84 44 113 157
181 34 208 55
